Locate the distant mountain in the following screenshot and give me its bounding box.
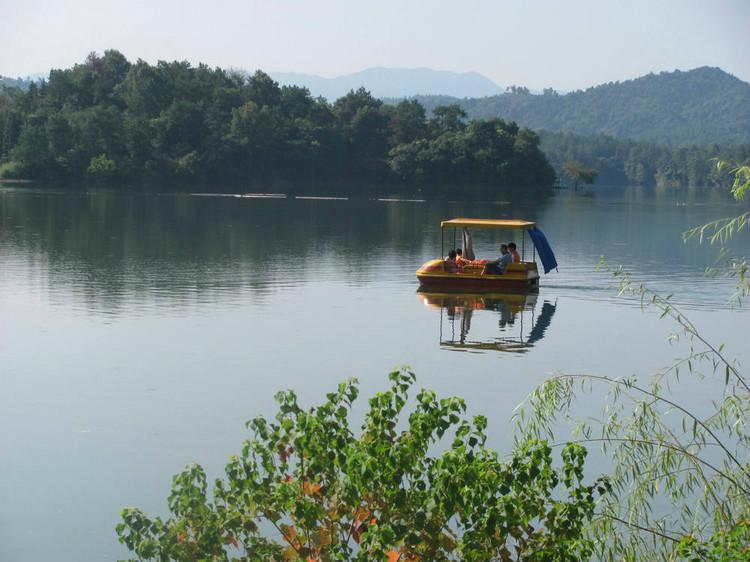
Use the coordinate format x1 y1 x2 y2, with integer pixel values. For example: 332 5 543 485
403 67 750 146
269 67 503 100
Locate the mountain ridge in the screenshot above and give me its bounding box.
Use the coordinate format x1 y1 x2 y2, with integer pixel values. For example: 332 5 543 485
269 66 504 100
397 67 750 146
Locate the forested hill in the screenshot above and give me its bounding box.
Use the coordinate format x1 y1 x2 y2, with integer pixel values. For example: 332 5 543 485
0 51 554 188
403 68 750 146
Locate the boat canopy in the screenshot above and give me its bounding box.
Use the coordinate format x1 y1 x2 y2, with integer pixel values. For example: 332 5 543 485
440 218 536 229
527 227 558 274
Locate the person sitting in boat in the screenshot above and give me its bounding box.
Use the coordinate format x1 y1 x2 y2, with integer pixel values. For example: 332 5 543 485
508 242 521 263
484 244 512 274
455 248 471 267
456 248 488 267
444 249 461 273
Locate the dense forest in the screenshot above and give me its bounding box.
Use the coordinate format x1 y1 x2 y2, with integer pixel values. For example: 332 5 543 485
540 131 750 187
404 67 750 146
0 51 555 188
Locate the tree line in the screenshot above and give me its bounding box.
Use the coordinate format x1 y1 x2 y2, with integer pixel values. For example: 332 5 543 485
0 50 555 188
539 131 750 188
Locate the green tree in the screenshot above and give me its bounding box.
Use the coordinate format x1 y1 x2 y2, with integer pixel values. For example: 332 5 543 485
245 71 282 108
0 52 558 188
561 160 597 190
45 113 74 169
229 101 286 174
333 87 382 125
280 85 315 119
118 59 168 117
388 99 427 145
13 120 51 176
388 118 553 187
347 105 390 173
87 153 117 178
117 370 609 561
430 104 467 134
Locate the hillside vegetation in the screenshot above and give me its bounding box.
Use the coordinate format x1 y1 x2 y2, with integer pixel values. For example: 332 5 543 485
407 68 750 146
540 131 750 188
0 51 554 188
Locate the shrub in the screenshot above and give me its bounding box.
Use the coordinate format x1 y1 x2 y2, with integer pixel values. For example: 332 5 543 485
87 153 117 178
0 160 25 179
117 369 609 561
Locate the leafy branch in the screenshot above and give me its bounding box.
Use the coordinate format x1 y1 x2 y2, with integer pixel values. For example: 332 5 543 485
118 370 610 561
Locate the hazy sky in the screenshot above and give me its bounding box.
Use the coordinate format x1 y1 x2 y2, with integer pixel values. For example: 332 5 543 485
1 0 748 90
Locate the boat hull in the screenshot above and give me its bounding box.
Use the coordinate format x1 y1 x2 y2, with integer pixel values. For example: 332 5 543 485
416 259 539 292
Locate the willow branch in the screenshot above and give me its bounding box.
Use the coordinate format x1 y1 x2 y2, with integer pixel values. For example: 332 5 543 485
551 374 746 475
598 513 681 544
636 288 749 394
552 438 748 495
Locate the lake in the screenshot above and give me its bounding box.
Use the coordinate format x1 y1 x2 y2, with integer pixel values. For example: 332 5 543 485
1 184 748 561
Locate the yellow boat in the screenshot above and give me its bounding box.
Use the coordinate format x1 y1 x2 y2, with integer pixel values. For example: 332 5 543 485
416 218 558 291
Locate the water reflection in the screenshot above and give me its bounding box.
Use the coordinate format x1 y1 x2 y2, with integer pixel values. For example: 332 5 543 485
1 185 744 315
418 291 556 354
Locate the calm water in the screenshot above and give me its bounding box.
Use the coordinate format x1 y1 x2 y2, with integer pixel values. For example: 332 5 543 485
1 185 748 561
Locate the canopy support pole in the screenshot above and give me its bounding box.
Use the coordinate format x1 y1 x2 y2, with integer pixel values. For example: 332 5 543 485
441 228 444 257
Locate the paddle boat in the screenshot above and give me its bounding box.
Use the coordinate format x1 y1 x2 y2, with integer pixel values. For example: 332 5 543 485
416 218 557 291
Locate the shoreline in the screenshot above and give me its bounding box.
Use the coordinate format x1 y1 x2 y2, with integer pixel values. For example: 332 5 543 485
0 178 33 184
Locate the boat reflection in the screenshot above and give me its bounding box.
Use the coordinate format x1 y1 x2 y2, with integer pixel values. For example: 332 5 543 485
418 291 556 354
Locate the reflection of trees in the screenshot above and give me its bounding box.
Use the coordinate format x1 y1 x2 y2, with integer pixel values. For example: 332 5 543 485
533 186 745 276
0 187 554 314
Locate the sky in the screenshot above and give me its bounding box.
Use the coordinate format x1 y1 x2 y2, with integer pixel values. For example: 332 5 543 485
1 0 749 91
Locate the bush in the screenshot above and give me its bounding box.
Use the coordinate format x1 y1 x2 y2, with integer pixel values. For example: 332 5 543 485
87 153 117 178
0 160 25 179
117 369 609 561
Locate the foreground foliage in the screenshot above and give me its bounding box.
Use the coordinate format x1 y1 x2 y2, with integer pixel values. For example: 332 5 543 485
684 161 750 304
117 369 609 561
515 163 750 560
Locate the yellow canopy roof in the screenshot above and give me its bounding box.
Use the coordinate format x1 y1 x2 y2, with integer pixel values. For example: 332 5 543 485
440 218 536 229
